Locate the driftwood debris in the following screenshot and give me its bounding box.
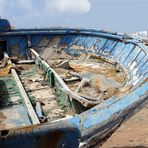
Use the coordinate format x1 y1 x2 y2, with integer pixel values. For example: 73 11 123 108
15 60 35 64
75 78 90 93
69 71 90 93
63 76 81 83
56 60 69 69
78 93 98 102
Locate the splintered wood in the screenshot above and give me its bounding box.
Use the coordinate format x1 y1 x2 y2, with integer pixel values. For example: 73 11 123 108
0 56 21 77
45 52 127 103
20 66 73 122
0 64 15 77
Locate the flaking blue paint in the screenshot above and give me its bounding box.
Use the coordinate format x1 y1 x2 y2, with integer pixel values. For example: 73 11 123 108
136 51 145 64
124 46 141 66
0 18 148 146
84 37 97 49
31 35 42 47
119 43 135 63
83 82 148 128
95 37 107 51
70 116 81 126
101 40 116 53
75 36 87 46
111 41 125 57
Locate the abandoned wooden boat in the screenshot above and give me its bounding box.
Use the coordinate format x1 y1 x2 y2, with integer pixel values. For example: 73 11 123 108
0 19 147 147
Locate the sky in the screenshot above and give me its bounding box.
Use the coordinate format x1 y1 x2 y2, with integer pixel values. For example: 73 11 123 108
0 0 147 33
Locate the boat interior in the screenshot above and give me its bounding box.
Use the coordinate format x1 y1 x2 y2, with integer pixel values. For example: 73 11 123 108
0 32 147 134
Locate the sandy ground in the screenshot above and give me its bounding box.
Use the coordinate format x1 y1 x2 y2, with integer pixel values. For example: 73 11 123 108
101 103 148 148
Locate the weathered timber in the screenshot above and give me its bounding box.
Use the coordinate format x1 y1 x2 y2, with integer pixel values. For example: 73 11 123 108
75 78 90 93
56 60 69 69
4 52 40 124
15 60 35 64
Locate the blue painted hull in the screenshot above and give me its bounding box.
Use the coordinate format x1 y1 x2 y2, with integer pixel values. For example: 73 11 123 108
0 19 147 147
0 122 80 148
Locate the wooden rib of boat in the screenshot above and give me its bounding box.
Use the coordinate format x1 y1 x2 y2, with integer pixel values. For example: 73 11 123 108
0 19 147 148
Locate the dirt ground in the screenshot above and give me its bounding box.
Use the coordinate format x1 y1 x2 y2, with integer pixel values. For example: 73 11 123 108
101 103 148 148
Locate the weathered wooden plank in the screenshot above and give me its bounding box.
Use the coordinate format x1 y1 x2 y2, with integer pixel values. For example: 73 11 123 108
4 52 40 124
15 60 35 64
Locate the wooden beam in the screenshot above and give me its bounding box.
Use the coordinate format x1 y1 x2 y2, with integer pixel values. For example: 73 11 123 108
4 52 40 124
15 60 35 64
